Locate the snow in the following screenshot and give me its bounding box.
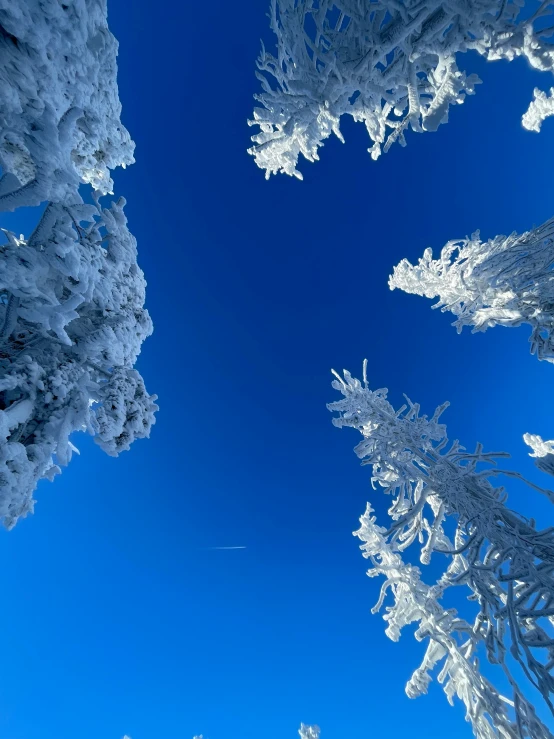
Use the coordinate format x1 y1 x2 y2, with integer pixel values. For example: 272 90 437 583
0 0 156 527
389 216 554 363
299 725 320 739
329 365 554 736
524 432 554 477
0 199 157 528
0 0 134 207
249 0 554 179
522 87 554 132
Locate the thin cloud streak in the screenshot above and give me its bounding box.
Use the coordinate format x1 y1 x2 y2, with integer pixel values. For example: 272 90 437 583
203 546 247 550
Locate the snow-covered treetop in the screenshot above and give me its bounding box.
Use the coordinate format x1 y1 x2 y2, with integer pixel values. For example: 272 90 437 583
249 0 554 179
390 216 554 362
0 0 134 205
0 197 157 528
329 364 554 730
299 725 320 739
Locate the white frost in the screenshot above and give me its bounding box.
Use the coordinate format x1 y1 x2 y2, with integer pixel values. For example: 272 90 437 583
0 198 157 528
390 216 554 363
329 365 554 736
524 432 554 477
0 0 156 527
522 87 554 132
0 0 134 207
299 725 320 739
250 0 554 179
356 504 533 739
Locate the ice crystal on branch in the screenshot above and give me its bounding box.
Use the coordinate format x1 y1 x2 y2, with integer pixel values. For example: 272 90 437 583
0 198 157 528
390 216 554 362
249 0 554 179
0 0 134 208
329 364 554 735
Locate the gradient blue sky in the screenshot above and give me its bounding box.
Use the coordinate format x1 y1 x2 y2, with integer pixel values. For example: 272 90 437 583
1 2 554 738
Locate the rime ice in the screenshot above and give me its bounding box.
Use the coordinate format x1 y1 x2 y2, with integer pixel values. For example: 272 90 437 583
330 365 554 736
249 1 554 179
390 216 554 363
0 0 156 527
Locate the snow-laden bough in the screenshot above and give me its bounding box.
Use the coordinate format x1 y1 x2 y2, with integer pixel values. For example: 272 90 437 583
250 0 554 179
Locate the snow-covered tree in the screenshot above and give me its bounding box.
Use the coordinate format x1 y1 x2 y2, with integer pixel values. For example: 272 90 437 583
0 0 134 209
0 0 156 527
356 504 550 739
328 363 554 736
0 197 157 528
389 215 554 363
249 0 554 179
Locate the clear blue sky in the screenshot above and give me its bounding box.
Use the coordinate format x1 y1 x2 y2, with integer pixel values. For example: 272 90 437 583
1 3 554 738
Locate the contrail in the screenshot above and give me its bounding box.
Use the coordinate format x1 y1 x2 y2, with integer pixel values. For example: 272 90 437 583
203 546 247 550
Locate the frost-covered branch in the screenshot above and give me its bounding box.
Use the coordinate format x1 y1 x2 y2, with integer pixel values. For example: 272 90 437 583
0 197 157 528
250 0 554 179
0 0 134 206
356 504 551 739
329 364 554 733
389 215 554 362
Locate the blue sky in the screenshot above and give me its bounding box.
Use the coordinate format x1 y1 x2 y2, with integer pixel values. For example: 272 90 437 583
1 2 554 738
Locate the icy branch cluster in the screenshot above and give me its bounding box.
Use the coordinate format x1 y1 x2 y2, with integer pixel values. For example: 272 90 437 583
356 504 549 739
329 365 554 737
0 0 134 207
249 0 554 179
390 216 554 363
0 0 156 527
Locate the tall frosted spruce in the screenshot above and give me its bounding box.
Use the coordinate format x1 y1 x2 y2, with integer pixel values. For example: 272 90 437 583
249 0 554 179
329 364 554 738
0 0 156 526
